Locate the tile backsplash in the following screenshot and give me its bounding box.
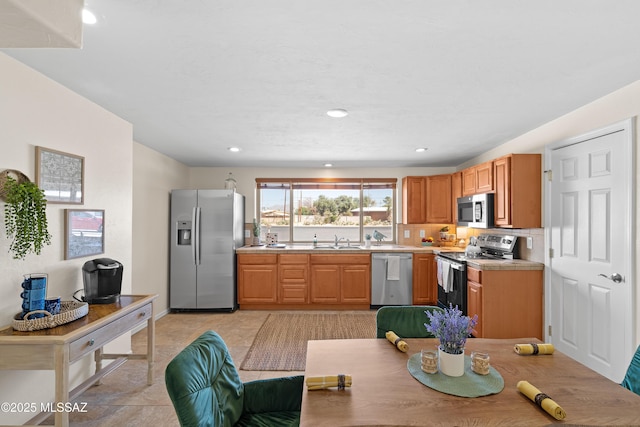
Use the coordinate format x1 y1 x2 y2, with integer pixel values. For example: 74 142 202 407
397 223 545 263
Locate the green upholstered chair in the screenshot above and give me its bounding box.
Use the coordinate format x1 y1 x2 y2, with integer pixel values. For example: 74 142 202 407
621 345 640 396
375 305 444 338
165 330 304 427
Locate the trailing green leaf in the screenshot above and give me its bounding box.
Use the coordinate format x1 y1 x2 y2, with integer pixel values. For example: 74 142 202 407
3 177 52 260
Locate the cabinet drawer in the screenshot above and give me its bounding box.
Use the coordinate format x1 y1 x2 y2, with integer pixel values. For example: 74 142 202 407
238 254 277 264
69 303 152 363
280 265 308 281
467 267 481 283
279 254 309 264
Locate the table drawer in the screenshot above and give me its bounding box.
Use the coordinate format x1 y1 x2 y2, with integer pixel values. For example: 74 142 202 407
69 303 152 362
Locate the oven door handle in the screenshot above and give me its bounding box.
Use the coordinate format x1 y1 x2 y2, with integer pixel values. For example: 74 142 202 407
449 262 465 271
437 256 465 271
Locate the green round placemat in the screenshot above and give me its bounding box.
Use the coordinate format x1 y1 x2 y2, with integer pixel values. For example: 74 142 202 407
407 352 504 397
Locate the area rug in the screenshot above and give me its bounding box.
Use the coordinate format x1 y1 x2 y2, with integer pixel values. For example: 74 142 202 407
240 312 376 371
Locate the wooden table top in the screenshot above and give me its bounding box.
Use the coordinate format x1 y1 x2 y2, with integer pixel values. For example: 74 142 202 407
0 294 156 344
301 338 640 426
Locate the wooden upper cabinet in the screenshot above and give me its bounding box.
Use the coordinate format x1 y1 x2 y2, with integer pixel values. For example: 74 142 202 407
475 161 494 193
462 168 476 196
402 176 426 224
425 174 452 223
493 154 541 228
462 161 494 196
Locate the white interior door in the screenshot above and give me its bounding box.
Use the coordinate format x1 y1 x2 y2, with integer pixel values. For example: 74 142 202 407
547 119 634 382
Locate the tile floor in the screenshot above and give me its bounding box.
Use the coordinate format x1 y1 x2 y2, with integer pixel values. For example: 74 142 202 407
44 309 365 426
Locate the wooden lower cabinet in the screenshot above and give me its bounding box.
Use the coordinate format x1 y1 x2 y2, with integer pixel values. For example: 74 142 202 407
237 254 278 304
412 253 437 304
466 266 543 339
238 253 370 308
310 254 370 306
467 280 483 337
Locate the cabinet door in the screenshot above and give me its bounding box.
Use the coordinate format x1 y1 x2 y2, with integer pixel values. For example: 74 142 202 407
475 161 494 193
237 264 277 303
402 176 426 224
310 264 340 303
467 280 483 338
426 174 452 223
412 253 436 304
493 156 511 226
341 265 370 303
451 172 462 224
462 168 476 196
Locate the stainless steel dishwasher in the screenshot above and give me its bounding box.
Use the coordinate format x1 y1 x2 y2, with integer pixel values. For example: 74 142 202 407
371 253 413 307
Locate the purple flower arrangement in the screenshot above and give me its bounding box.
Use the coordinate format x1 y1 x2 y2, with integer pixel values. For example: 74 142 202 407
424 304 478 355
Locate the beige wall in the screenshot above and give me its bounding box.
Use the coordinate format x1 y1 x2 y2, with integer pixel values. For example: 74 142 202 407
0 53 134 424
132 142 189 314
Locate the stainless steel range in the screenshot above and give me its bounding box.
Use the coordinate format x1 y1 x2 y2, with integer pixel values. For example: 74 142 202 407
436 234 518 314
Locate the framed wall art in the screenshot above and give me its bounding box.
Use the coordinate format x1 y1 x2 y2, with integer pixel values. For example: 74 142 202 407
64 209 104 259
36 146 84 204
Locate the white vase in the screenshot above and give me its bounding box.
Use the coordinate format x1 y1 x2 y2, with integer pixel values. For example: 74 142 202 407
438 347 465 377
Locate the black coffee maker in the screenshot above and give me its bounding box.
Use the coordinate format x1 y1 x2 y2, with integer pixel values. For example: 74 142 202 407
81 258 123 304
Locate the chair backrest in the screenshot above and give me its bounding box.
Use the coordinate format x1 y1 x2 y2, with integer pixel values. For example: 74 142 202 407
165 331 244 427
376 305 444 338
621 344 640 396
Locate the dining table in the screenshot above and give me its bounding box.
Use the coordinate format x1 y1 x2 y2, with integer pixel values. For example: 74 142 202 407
301 337 640 426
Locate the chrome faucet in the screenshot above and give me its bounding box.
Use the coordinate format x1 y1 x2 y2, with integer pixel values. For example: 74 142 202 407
334 235 344 247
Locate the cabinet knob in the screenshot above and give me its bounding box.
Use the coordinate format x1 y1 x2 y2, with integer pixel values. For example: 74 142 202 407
88 338 95 346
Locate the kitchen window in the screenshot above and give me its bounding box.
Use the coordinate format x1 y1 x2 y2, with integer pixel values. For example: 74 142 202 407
256 178 396 244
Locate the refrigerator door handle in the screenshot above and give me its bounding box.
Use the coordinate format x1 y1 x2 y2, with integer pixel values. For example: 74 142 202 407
194 206 202 265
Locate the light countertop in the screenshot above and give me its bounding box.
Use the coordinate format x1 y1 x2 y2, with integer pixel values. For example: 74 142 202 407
236 244 544 270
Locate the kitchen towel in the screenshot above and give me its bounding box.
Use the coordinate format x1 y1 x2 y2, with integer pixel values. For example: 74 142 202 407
386 256 400 280
441 259 453 293
517 380 566 420
437 258 443 287
514 343 555 355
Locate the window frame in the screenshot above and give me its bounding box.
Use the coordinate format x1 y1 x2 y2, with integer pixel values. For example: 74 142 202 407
256 177 397 244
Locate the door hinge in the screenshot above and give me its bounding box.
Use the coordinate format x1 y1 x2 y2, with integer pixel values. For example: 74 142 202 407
544 170 553 181
548 325 552 336
549 248 554 258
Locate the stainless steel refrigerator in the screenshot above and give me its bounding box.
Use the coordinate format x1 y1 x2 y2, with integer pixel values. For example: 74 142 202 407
170 189 244 311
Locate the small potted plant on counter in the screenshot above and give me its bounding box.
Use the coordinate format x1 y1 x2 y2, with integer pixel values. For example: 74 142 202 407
252 218 261 245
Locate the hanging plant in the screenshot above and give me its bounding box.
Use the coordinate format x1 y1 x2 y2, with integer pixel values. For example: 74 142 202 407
1 173 52 260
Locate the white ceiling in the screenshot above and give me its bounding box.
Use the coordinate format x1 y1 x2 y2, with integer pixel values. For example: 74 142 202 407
3 1 640 168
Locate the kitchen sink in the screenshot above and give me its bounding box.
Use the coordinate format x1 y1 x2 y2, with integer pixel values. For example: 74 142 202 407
313 245 362 250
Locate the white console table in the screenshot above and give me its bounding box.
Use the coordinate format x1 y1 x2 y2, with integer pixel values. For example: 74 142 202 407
0 294 156 427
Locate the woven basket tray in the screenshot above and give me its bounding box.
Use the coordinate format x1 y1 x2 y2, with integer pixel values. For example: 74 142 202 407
12 301 89 332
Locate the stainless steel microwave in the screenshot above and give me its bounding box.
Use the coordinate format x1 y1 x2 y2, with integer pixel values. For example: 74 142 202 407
457 193 494 228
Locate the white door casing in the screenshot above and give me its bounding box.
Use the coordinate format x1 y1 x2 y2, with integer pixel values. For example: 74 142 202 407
546 118 635 382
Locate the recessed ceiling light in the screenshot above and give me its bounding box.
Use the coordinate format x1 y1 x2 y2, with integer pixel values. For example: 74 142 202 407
82 9 97 25
327 109 348 118
324 163 333 167
415 148 428 153
228 147 241 152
